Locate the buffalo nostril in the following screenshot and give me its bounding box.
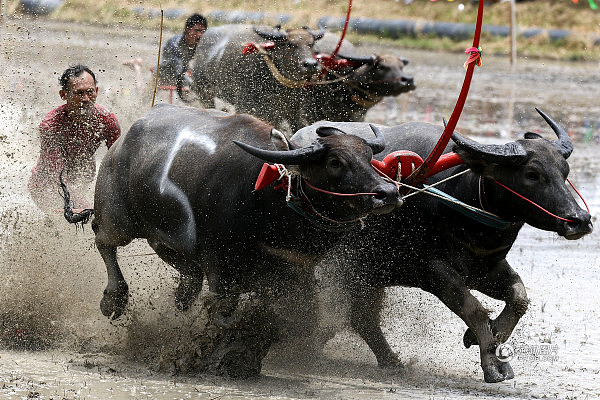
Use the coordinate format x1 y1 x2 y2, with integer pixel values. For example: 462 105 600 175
374 185 400 201
566 214 593 231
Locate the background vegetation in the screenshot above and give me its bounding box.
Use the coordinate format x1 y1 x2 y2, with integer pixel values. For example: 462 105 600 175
6 0 600 60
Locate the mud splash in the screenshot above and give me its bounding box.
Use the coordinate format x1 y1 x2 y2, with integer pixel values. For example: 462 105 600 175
1 17 599 399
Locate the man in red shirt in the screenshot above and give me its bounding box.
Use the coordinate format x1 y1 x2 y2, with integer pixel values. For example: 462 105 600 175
28 65 121 212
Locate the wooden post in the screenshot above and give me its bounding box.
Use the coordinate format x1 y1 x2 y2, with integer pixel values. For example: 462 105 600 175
509 0 517 65
507 0 517 137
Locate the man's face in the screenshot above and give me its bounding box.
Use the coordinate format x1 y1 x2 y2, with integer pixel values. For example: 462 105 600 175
59 71 98 117
184 23 206 47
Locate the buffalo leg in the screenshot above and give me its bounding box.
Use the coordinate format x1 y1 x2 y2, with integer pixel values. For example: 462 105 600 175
148 240 204 311
421 260 506 383
463 260 528 380
464 260 529 346
97 242 129 320
350 286 403 368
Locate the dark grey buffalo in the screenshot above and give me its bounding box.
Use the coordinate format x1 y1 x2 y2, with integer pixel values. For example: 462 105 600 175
296 32 415 131
292 109 592 383
66 103 402 377
190 27 415 133
191 24 324 128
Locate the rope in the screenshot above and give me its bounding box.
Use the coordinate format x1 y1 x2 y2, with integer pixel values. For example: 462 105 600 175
257 48 350 88
331 0 353 58
401 169 471 200
405 0 485 185
396 169 511 229
303 178 381 196
269 163 394 230
260 53 310 88
491 178 586 223
568 178 590 213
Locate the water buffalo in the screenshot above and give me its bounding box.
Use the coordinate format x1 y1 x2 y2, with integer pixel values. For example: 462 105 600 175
190 27 414 133
291 109 592 383
190 24 324 128
65 103 402 377
295 32 415 131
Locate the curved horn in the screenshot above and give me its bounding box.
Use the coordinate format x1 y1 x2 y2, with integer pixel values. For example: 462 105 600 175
535 107 573 159
253 26 288 42
365 124 386 155
307 26 325 41
451 131 528 165
336 53 377 66
234 140 327 164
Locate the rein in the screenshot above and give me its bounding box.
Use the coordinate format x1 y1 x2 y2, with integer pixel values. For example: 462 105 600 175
484 177 590 223
261 49 349 89
302 166 400 197
260 163 398 231
405 0 485 186
244 42 349 89
331 0 353 58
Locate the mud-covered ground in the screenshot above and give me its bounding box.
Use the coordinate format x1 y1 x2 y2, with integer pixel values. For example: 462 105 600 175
0 17 599 399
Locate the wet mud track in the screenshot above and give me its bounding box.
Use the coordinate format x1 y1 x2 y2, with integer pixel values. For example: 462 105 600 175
0 17 599 399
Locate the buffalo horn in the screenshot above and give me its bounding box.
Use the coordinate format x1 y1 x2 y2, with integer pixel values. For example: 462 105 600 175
308 25 325 41
365 124 386 154
451 132 528 165
316 124 385 154
233 140 327 164
337 53 377 66
253 26 288 42
535 107 573 159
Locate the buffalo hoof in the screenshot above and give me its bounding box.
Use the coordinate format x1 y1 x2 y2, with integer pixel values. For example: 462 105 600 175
463 328 478 348
378 355 405 371
499 362 514 380
483 365 506 383
100 281 129 320
174 275 203 312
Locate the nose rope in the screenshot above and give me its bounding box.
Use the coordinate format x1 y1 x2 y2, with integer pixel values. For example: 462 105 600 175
302 164 400 197
567 178 590 213
491 178 589 223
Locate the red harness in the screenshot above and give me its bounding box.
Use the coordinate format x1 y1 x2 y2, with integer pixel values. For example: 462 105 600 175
254 151 464 192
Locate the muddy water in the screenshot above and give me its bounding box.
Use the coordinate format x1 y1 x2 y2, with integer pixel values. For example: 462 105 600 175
0 16 599 399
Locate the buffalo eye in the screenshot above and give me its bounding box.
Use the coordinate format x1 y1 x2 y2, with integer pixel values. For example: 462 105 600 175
327 158 343 169
524 170 541 182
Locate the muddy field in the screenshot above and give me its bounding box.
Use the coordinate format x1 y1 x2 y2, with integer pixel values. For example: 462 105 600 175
1 16 599 399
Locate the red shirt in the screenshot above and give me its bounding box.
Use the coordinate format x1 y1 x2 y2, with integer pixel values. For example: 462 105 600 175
29 103 121 188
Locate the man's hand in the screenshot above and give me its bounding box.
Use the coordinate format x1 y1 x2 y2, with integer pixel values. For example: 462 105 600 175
176 70 194 102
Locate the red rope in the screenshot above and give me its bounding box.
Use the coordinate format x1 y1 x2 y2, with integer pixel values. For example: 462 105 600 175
331 0 353 59
302 165 399 197
567 178 591 213
492 178 590 223
405 0 485 186
303 178 379 196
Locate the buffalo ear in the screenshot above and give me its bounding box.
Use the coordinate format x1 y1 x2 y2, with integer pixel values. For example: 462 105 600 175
524 131 543 140
452 145 493 176
270 129 293 151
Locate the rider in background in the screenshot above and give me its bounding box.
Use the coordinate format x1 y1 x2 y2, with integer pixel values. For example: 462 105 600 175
28 64 121 212
158 13 207 97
